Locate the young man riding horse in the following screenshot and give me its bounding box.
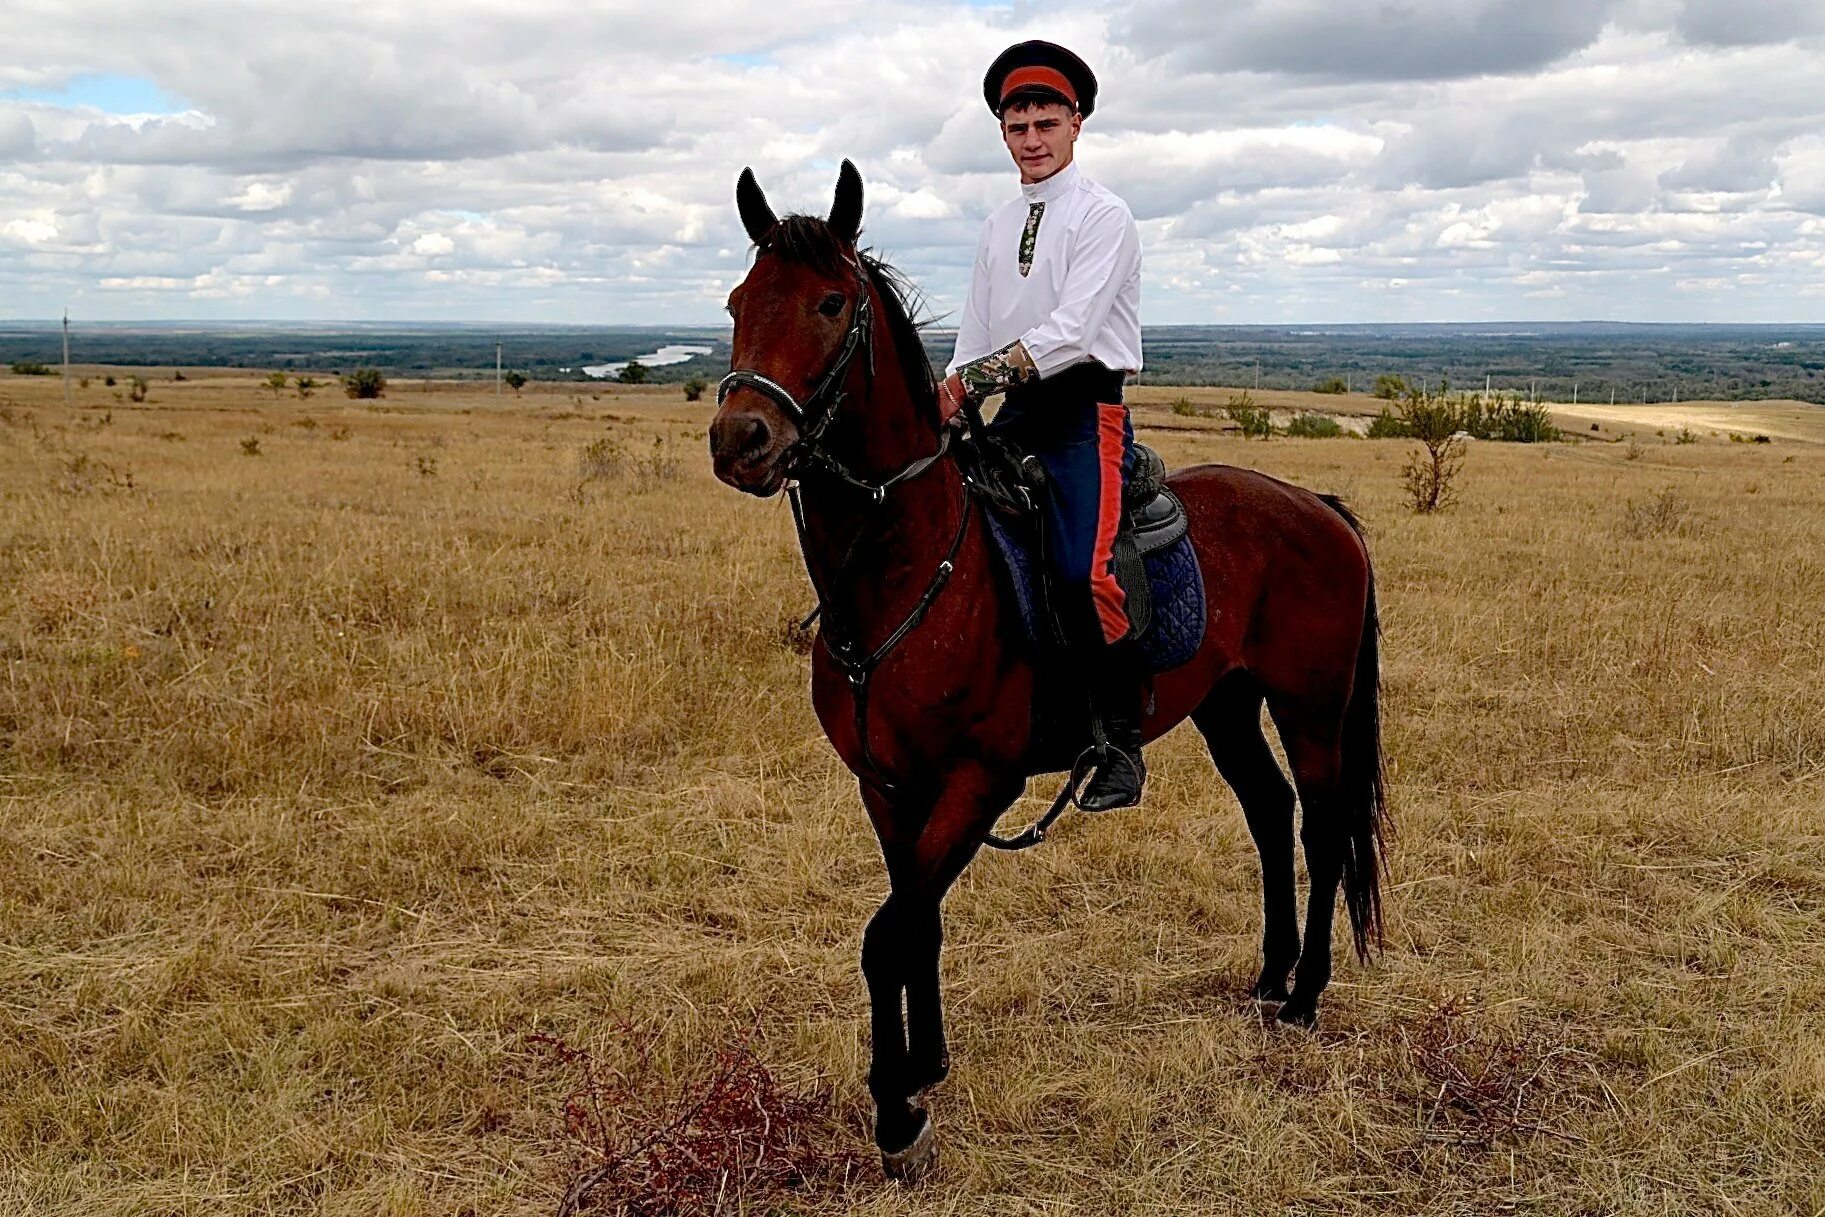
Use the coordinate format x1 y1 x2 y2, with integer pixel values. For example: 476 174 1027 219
940 40 1148 813
710 39 1387 1182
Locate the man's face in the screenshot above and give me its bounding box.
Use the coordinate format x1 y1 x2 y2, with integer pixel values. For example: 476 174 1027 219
1000 100 1080 184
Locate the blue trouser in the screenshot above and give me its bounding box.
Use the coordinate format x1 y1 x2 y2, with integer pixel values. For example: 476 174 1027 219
990 362 1135 646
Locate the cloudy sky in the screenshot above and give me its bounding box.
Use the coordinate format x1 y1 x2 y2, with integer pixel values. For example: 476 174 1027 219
2 0 1822 325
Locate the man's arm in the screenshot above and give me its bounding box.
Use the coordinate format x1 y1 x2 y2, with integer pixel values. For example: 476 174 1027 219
1018 200 1139 377
940 200 1141 417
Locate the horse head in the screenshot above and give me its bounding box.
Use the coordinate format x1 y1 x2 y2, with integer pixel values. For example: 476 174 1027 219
710 160 871 497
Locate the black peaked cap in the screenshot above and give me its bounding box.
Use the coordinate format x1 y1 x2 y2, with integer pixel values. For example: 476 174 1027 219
982 40 1098 118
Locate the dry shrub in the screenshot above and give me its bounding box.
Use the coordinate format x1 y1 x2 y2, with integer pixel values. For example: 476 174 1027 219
1397 996 1579 1148
578 433 682 495
777 612 817 655
528 1019 863 1217
578 435 626 483
1619 487 1691 538
19 570 104 633
55 452 135 495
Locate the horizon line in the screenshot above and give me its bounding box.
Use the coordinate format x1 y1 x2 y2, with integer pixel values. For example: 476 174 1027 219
7 317 1825 330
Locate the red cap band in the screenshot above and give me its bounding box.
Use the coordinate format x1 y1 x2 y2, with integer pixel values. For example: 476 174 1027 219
999 65 1077 109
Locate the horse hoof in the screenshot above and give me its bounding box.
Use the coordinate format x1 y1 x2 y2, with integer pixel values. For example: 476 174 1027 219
1276 1000 1318 1030
1251 981 1292 1004
880 1113 937 1181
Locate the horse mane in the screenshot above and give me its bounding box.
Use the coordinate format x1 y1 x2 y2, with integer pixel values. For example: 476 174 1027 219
762 215 939 420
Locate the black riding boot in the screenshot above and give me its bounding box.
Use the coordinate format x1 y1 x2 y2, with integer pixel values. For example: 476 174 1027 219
1077 642 1147 812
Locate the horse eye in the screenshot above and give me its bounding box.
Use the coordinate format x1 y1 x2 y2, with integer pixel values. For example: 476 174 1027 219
818 292 845 317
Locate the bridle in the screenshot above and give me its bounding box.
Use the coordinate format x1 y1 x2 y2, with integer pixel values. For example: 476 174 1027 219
716 242 969 795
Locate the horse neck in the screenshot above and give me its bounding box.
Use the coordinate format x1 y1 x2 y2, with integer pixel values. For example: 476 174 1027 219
797 307 965 611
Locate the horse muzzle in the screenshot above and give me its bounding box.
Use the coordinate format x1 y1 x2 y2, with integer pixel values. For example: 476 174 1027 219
709 406 796 496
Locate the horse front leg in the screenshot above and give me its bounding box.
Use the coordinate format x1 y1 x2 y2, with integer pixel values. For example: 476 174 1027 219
861 763 1021 1179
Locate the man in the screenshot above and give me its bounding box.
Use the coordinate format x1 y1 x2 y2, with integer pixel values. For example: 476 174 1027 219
939 40 1146 811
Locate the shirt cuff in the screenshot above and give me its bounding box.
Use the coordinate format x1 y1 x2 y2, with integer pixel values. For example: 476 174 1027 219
1018 328 1089 379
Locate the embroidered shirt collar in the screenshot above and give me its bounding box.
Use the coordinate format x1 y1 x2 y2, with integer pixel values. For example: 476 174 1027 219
1020 160 1080 205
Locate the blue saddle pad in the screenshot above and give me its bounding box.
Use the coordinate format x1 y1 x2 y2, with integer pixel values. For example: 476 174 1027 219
982 512 1207 673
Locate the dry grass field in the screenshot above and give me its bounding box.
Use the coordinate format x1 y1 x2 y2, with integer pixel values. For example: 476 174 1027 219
3 371 1824 1216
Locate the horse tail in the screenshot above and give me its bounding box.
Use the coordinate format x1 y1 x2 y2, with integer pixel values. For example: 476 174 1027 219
1320 495 1388 962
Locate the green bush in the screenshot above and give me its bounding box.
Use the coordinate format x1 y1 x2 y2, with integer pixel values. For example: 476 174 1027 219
1460 394 1558 443
1368 408 1407 438
9 361 53 376
683 374 710 402
1284 412 1344 438
1223 392 1274 439
1372 374 1409 400
1397 390 1468 513
344 367 387 400
617 360 648 385
504 370 528 393
1170 396 1203 418
1313 377 1348 395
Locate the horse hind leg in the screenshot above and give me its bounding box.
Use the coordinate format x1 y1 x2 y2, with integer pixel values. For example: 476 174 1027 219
1267 701 1349 1028
1192 681 1300 1004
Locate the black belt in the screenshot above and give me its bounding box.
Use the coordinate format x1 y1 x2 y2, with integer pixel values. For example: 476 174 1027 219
1002 360 1125 410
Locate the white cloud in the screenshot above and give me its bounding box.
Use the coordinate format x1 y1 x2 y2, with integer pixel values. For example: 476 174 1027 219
0 0 1821 322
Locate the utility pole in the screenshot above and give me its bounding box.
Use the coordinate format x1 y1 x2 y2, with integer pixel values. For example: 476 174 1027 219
1610 387 1616 405
1254 358 1259 389
1485 374 1491 398
495 342 502 397
1573 381 1579 406
1672 384 1679 406
62 310 71 406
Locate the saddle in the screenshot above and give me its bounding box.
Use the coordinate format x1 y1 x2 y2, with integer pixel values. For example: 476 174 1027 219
961 433 1205 673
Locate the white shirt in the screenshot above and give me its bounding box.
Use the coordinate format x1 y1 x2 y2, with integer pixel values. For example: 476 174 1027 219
947 161 1143 379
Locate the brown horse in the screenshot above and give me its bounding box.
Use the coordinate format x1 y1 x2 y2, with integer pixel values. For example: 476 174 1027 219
709 162 1387 1178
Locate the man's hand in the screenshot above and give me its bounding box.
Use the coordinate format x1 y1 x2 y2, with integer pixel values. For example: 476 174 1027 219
937 371 968 424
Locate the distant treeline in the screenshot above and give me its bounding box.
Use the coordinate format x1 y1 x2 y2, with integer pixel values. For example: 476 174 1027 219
1119 323 1825 405
6 322 1824 404
921 323 1825 405
0 326 728 386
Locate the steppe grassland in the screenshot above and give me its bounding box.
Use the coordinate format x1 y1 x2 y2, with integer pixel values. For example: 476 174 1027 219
2 373 1823 1216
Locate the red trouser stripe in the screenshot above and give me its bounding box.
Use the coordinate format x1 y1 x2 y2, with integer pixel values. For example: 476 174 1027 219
1090 402 1130 644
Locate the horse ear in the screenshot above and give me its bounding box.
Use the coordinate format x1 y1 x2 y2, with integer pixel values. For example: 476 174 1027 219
829 159 863 245
737 167 777 247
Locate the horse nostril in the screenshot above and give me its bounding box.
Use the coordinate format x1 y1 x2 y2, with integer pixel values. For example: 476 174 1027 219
713 413 772 463
733 414 771 458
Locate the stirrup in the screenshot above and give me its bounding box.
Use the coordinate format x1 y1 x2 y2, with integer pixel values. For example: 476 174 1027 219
1074 744 1145 813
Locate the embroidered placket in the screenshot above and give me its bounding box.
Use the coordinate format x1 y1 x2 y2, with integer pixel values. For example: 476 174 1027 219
1018 201 1044 277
